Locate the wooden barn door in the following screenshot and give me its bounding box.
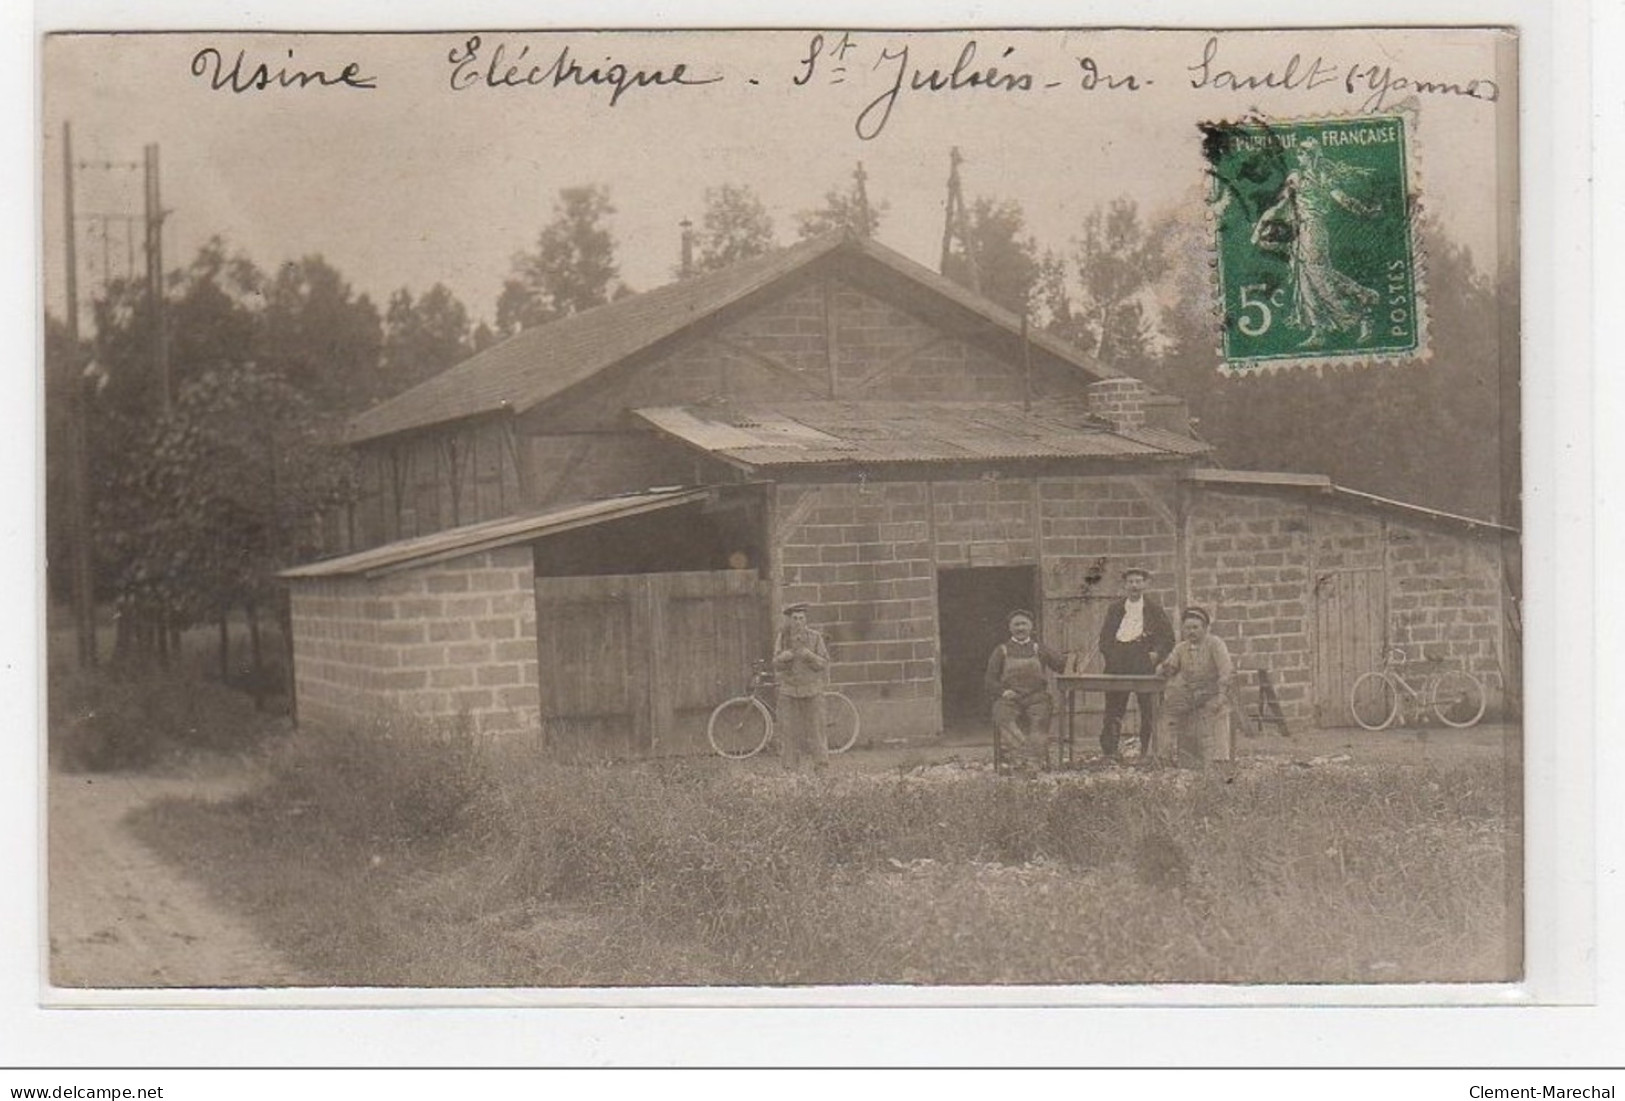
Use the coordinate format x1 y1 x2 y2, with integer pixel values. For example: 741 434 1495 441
533 570 766 757
1313 567 1386 726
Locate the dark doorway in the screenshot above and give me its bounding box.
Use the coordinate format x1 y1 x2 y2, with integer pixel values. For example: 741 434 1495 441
937 565 1039 728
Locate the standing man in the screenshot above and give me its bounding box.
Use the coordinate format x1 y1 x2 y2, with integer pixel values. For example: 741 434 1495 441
1157 607 1236 768
774 602 830 770
1097 566 1175 760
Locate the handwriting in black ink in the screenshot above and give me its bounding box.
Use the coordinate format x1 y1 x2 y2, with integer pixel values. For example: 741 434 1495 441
1345 63 1498 112
446 35 722 106
1187 35 1499 113
856 41 1038 141
793 31 860 87
1077 57 1147 91
190 47 376 92
1186 36 1337 95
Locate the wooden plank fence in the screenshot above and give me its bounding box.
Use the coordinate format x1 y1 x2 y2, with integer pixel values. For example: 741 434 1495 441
533 569 767 757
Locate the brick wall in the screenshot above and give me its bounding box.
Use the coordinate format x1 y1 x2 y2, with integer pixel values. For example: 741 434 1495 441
1183 487 1509 721
933 478 1039 567
1038 475 1182 658
1385 523 1505 685
290 545 539 737
536 277 1071 432
775 481 939 736
773 472 1184 737
1185 491 1316 717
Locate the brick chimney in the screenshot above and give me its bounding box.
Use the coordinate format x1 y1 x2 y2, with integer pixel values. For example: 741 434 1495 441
679 218 695 278
1086 377 1151 432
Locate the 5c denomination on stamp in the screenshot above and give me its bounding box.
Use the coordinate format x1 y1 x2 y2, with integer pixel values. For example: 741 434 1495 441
1203 114 1420 371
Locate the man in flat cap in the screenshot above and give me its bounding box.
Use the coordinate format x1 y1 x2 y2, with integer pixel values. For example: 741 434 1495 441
774 602 830 770
1097 566 1175 760
1157 606 1236 768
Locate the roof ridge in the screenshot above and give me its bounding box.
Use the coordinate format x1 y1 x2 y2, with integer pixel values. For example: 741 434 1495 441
348 229 1113 445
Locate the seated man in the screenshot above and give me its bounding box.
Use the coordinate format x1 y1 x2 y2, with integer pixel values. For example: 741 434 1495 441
985 609 1067 772
1156 606 1236 768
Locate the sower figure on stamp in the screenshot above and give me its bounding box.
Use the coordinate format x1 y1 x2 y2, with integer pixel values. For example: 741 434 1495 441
1157 606 1236 769
985 609 1067 774
1097 566 1175 761
773 602 830 771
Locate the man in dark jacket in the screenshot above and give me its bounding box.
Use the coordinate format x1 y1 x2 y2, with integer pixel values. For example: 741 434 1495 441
1096 566 1176 759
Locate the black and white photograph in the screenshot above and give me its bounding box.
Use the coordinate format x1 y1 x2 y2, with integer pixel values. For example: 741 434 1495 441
36 24 1531 999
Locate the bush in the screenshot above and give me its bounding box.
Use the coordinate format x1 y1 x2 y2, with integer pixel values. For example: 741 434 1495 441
48 666 284 772
263 713 490 846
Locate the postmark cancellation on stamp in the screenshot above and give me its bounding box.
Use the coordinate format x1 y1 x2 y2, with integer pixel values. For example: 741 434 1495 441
1203 115 1421 372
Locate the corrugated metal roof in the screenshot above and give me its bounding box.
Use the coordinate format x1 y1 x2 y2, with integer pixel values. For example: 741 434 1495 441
280 488 710 579
1185 468 1517 533
635 402 1211 468
347 232 1115 444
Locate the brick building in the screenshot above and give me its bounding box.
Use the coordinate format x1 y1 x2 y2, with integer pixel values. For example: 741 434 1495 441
283 232 1515 749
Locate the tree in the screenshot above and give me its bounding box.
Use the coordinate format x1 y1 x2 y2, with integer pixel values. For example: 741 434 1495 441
941 196 1042 316
497 185 625 335
691 184 776 274
796 165 886 239
95 361 354 682
382 283 474 397
259 254 384 412
71 238 369 675
1033 248 1095 353
1069 198 1168 371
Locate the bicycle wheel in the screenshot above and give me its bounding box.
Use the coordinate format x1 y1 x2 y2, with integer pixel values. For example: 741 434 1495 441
707 696 773 759
1349 671 1399 731
820 691 861 754
1430 670 1487 728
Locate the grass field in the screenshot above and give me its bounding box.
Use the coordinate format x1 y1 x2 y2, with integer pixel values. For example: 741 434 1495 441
125 714 1520 987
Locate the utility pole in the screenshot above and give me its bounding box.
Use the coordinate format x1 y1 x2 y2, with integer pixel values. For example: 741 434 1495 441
144 143 170 415
62 122 97 668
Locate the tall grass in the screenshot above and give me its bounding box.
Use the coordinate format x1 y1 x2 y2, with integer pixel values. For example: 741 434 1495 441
133 716 1516 986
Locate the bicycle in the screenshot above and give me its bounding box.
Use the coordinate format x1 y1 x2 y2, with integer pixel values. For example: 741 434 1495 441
706 660 861 759
1348 646 1487 731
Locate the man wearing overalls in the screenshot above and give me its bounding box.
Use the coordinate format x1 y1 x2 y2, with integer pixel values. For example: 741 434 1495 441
984 609 1067 772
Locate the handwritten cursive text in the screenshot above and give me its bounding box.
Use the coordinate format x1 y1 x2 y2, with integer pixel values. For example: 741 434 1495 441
446 36 722 106
1186 36 1497 112
856 41 1038 141
190 47 376 93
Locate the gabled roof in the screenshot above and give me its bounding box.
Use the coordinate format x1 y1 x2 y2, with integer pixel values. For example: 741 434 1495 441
636 402 1210 470
348 232 1116 445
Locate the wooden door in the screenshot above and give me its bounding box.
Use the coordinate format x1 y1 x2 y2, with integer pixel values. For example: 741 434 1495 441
533 569 766 757
1313 567 1386 726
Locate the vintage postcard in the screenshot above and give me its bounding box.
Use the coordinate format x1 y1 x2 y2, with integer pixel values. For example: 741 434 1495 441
39 26 1523 998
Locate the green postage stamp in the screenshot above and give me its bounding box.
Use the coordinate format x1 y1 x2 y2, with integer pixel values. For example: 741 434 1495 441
1204 115 1421 370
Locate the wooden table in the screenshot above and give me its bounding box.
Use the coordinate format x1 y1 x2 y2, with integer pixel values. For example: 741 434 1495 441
1055 673 1167 766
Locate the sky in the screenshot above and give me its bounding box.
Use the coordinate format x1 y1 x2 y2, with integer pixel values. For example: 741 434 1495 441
41 26 1514 334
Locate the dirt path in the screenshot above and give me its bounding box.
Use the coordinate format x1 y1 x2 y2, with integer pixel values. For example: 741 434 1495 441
48 769 306 989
